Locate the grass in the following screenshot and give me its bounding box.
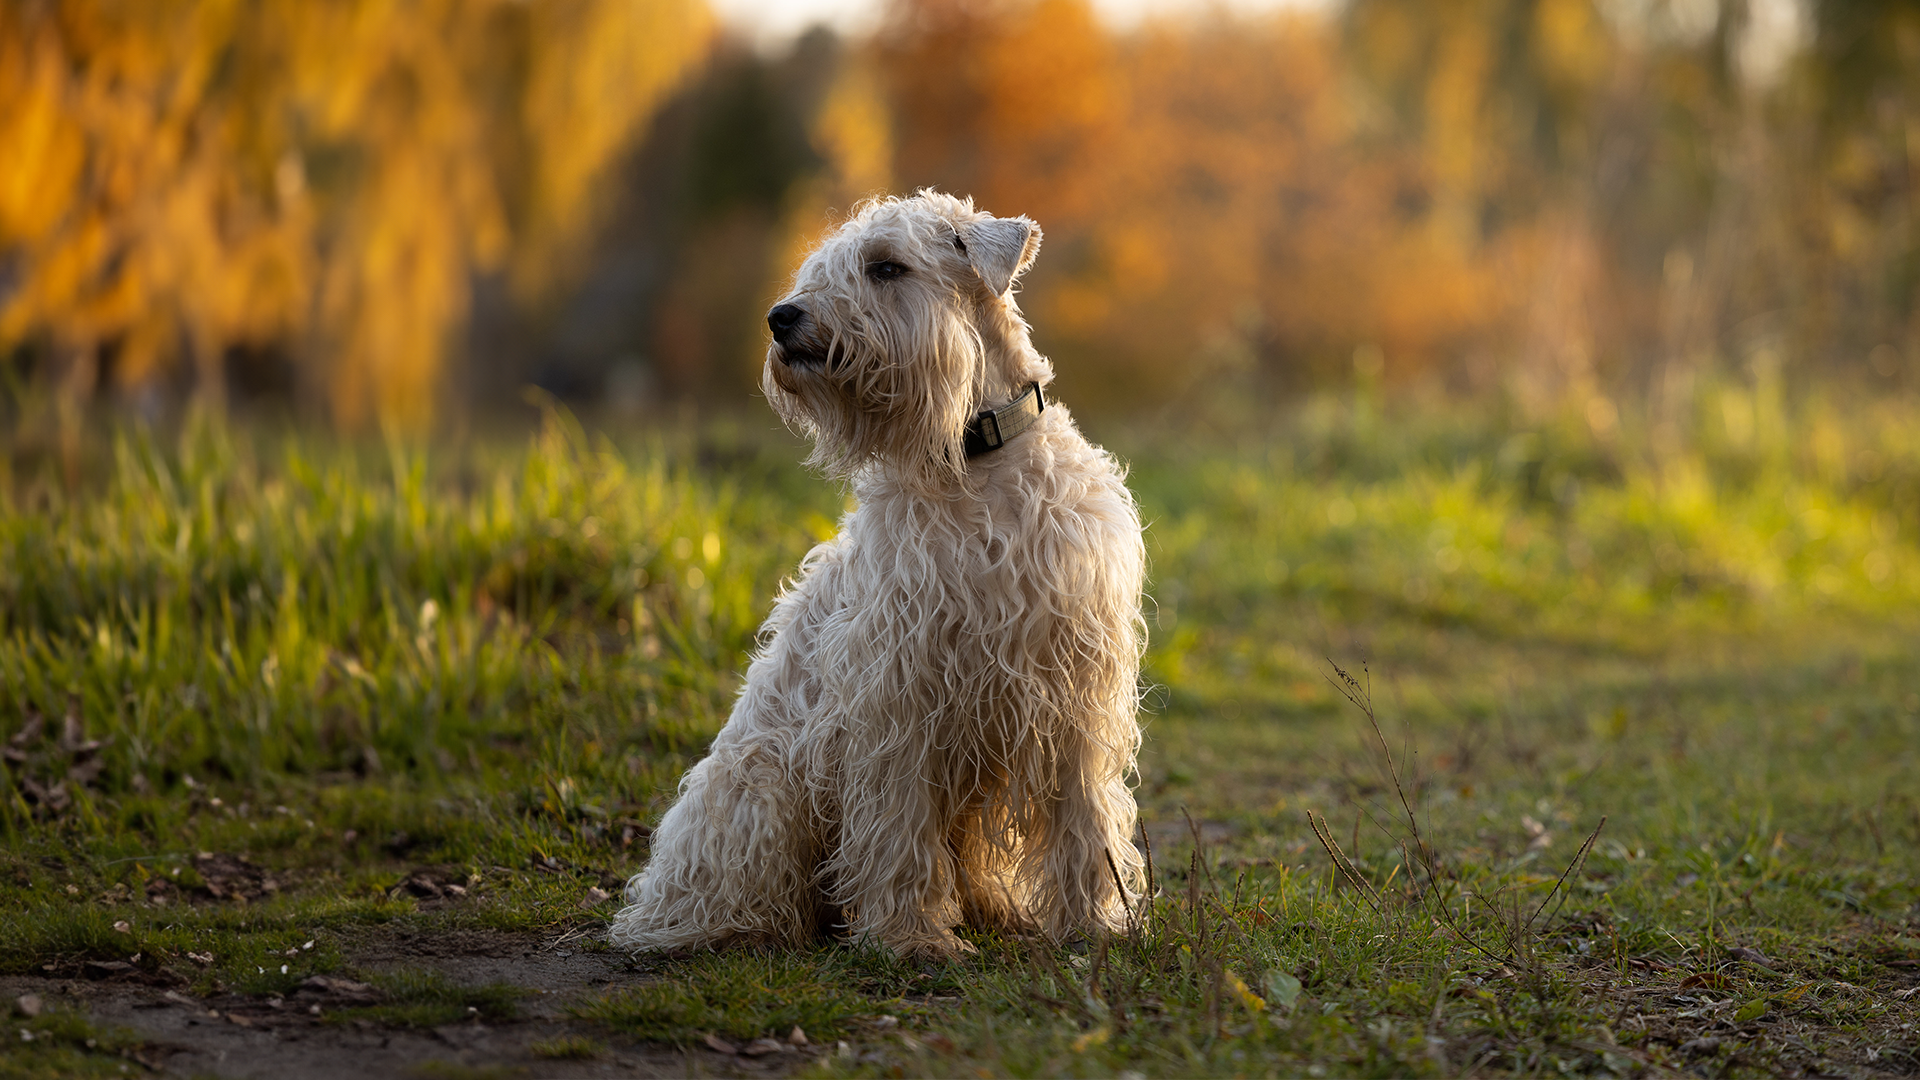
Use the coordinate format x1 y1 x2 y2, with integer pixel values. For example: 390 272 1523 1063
338 968 528 1028
527 1033 603 1059
0 1004 148 1080
571 950 880 1044
1 382 1917 1076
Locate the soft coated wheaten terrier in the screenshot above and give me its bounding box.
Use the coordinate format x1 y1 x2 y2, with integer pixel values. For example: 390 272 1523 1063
609 191 1146 960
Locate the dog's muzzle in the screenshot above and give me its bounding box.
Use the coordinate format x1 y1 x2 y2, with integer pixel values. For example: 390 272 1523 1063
767 303 827 368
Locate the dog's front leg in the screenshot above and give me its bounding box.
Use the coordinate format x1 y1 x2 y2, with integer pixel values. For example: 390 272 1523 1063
607 725 818 951
1029 697 1148 942
828 751 972 961
609 561 841 954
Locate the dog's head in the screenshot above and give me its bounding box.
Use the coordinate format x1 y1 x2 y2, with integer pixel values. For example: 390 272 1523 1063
763 190 1052 483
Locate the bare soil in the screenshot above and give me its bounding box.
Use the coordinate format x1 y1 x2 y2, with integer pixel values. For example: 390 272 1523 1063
4 929 829 1079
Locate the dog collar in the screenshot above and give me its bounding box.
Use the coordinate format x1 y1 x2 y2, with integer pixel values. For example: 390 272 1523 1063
963 382 1045 458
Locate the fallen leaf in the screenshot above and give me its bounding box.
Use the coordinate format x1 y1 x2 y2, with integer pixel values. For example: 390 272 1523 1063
112 920 131 934
1071 1027 1110 1052
739 1038 786 1056
923 1032 957 1053
291 976 381 1005
1679 972 1730 990
1224 969 1266 1013
1728 947 1771 966
192 853 274 902
1732 998 1769 1022
9 714 44 747
225 1012 252 1028
14 995 42 1018
703 1033 738 1054
1523 814 1553 849
1265 970 1303 1008
579 886 611 910
22 779 71 813
389 866 468 901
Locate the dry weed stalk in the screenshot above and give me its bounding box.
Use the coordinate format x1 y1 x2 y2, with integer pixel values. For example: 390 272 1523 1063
1323 659 1607 971
1006 804 1291 1045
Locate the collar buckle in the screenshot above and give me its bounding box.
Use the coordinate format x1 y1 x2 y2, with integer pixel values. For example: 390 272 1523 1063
963 382 1044 459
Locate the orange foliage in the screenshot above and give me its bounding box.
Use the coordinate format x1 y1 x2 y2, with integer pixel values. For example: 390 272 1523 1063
878 0 1504 404
883 0 1119 234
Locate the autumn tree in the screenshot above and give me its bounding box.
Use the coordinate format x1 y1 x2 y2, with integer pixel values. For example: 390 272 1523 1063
0 0 711 443
875 0 1496 407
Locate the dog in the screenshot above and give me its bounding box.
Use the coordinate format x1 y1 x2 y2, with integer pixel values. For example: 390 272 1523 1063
609 191 1146 960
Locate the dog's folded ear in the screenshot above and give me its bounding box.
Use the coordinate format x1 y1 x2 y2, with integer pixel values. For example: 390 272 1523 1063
958 215 1041 296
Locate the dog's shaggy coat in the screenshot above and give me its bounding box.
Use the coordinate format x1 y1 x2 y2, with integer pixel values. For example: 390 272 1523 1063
610 191 1146 959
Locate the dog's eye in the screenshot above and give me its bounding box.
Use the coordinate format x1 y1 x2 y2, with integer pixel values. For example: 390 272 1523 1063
866 261 909 282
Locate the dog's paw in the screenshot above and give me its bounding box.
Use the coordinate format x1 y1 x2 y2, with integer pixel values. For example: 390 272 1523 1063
896 931 975 964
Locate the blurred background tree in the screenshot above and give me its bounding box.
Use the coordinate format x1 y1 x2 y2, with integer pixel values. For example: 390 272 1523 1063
1 0 1915 449
0 0 710 464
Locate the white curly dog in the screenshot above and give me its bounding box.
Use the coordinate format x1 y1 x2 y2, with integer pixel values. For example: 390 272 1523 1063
610 191 1146 960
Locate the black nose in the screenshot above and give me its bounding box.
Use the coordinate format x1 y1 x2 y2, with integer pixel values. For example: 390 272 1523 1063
767 303 805 344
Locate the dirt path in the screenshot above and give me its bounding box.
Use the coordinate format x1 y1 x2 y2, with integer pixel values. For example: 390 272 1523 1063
4 929 827 1078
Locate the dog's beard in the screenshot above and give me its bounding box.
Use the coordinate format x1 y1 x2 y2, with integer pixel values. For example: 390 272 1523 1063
763 329 977 486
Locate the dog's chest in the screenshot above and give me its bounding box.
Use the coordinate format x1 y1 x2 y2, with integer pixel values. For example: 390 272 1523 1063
844 469 1110 597
811 467 1120 690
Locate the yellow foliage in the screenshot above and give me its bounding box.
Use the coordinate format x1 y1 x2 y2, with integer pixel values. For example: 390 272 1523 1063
0 0 712 429
772 53 897 337
1224 968 1266 1014
812 61 894 202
